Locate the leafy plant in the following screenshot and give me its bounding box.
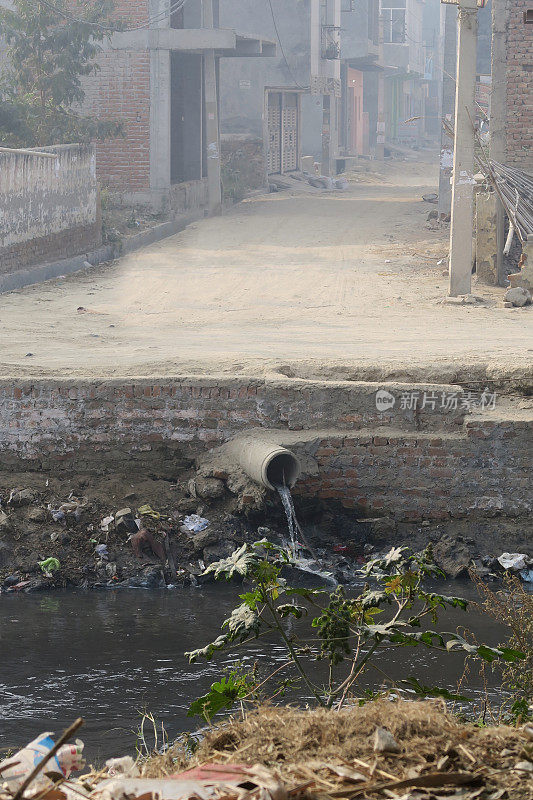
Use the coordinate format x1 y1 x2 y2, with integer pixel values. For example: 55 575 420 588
473 572 533 722
0 0 123 146
186 543 525 716
187 664 259 724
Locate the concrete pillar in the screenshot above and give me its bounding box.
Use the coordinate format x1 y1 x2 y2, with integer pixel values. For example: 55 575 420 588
149 0 172 207
376 72 385 161
490 0 510 285
322 94 333 176
475 191 498 285
321 94 339 176
438 4 457 217
520 236 533 293
203 0 222 215
448 0 478 297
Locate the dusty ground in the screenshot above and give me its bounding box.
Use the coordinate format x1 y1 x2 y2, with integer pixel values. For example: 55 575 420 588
2 157 531 383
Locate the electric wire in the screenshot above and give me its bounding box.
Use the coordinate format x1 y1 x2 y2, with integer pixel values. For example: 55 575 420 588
24 0 192 33
266 0 308 91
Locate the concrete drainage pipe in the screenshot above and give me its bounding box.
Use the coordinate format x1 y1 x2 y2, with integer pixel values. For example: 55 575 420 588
227 436 301 491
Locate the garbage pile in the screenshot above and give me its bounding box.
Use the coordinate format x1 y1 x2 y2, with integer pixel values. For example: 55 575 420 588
1 476 532 593
2 704 532 800
0 481 233 592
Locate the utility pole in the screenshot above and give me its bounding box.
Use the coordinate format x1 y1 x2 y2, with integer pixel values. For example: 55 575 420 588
490 0 510 285
203 0 222 215
438 3 457 217
448 0 478 296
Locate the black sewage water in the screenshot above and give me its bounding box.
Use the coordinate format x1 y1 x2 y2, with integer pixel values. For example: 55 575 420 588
0 581 507 763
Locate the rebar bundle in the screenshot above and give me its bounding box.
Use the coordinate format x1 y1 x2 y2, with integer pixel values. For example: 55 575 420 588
442 117 533 244
489 161 533 242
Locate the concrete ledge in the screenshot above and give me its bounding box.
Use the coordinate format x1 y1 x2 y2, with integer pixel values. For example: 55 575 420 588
0 211 202 295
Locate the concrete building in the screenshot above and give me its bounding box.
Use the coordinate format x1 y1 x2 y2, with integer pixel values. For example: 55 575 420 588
79 0 275 212
218 0 342 176
380 0 427 145
339 0 383 158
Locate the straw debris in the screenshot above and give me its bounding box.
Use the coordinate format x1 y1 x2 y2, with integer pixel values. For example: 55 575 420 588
142 702 533 799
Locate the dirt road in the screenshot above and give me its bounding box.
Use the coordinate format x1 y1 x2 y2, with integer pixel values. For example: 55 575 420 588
1 160 531 384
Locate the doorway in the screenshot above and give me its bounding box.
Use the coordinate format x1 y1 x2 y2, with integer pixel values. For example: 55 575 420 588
267 91 300 174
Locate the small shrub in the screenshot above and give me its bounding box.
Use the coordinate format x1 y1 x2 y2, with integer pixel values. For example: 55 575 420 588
473 572 533 721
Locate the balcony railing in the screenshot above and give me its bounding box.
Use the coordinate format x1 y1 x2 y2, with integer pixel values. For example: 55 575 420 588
321 25 341 60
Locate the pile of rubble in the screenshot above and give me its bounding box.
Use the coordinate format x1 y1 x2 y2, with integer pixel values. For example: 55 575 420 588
0 476 260 593
2 704 532 800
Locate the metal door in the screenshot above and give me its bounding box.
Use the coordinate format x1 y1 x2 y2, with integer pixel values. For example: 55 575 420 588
267 91 299 174
281 93 298 172
267 92 282 174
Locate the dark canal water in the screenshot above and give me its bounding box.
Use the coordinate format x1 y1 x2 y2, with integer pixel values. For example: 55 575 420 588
0 582 507 764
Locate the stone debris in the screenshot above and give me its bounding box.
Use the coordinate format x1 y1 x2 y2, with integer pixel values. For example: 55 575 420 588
504 286 532 307
443 294 484 305
0 473 531 593
373 727 401 754
0 510 13 532
8 488 38 506
432 534 472 579
194 477 226 501
114 508 138 535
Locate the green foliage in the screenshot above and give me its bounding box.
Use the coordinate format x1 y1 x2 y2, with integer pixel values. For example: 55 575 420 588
0 0 123 146
220 162 248 203
204 544 260 581
187 665 258 724
474 573 533 722
185 543 526 716
400 677 472 703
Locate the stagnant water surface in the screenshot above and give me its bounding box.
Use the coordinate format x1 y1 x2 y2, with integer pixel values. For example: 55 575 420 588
0 582 507 763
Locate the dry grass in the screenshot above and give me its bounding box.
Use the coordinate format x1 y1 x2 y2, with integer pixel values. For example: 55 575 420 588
141 701 533 799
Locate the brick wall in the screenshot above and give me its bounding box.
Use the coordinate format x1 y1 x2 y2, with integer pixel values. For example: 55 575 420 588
112 0 150 27
221 135 267 201
0 144 101 274
74 0 151 192
81 49 151 192
0 222 101 276
505 0 533 170
292 420 532 521
0 378 438 458
0 378 531 522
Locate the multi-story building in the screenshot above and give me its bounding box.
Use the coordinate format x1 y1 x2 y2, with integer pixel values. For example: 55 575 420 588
218 0 342 176
339 0 383 158
77 0 274 212
379 0 427 145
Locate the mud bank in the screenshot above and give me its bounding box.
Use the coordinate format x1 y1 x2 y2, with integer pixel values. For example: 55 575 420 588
0 468 531 593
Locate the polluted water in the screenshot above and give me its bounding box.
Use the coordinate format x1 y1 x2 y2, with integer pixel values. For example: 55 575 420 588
275 483 299 556
275 483 336 585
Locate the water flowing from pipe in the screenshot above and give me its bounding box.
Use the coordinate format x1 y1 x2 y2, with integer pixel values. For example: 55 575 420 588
275 484 337 585
275 483 299 556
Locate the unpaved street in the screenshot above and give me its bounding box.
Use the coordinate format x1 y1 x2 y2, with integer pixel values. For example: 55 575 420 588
1 161 531 382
